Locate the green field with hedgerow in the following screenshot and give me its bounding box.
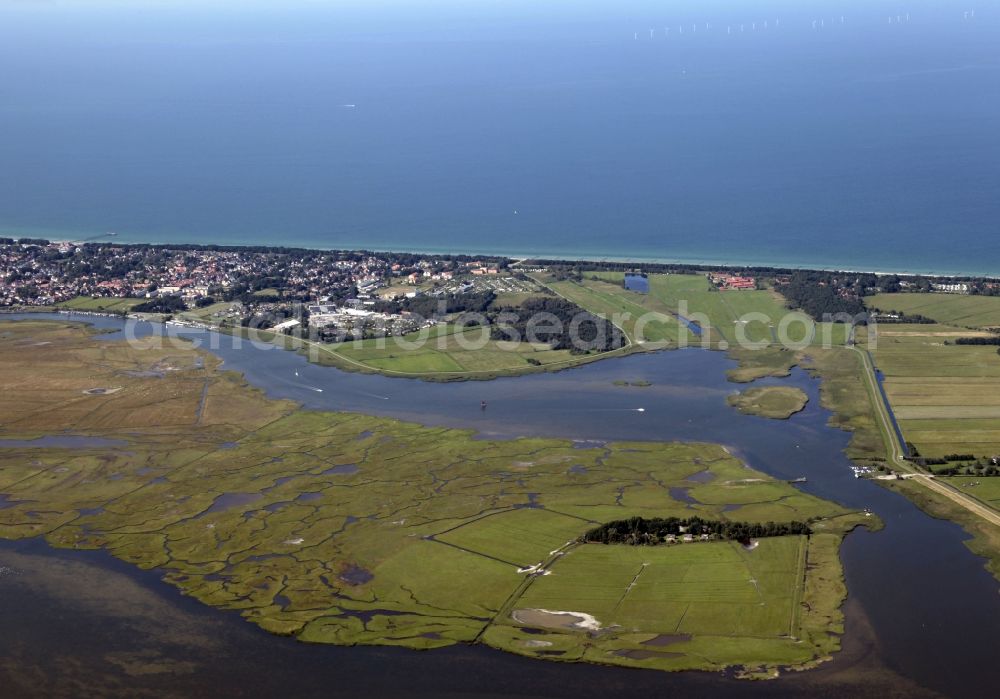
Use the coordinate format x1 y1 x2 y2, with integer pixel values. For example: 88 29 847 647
0 319 873 675
860 322 1000 459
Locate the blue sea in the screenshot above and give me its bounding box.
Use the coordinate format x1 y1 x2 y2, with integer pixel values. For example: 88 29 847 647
1 1 998 275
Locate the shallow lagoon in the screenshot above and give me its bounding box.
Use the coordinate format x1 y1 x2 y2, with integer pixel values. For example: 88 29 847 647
1 313 998 697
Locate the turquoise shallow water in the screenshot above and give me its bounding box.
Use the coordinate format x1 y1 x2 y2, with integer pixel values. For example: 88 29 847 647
1 1 998 275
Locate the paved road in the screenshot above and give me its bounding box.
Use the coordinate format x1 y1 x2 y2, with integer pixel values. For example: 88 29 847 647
913 473 1000 527
851 343 1000 528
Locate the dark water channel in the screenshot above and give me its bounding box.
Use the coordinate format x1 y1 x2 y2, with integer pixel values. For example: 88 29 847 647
1 313 997 698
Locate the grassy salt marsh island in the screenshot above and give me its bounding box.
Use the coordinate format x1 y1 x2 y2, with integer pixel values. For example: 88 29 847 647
0 320 875 675
728 387 809 420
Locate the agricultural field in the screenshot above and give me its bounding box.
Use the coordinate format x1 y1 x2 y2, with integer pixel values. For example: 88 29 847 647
481 518 861 673
866 293 1000 328
516 537 807 640
54 296 148 313
859 323 1000 459
544 272 851 350
727 386 809 419
941 477 1000 511
483 536 823 671
0 319 869 674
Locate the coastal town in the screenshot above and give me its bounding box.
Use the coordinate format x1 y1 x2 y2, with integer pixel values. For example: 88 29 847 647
0 238 529 336
0 238 512 305
3 238 998 343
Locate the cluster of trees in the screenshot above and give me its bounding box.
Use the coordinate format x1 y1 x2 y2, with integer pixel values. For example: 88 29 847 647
907 449 988 468
953 336 1000 346
375 291 495 318
370 292 625 353
776 272 867 321
132 297 187 314
935 458 1000 477
544 266 584 282
582 515 811 546
489 297 625 353
240 303 307 330
223 281 310 305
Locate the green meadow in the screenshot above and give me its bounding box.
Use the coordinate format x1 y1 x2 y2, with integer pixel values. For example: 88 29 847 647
942 477 1000 511
312 322 587 377
239 271 855 381
55 295 149 313
860 323 1000 458
0 320 871 674
545 272 851 349
866 292 1000 328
